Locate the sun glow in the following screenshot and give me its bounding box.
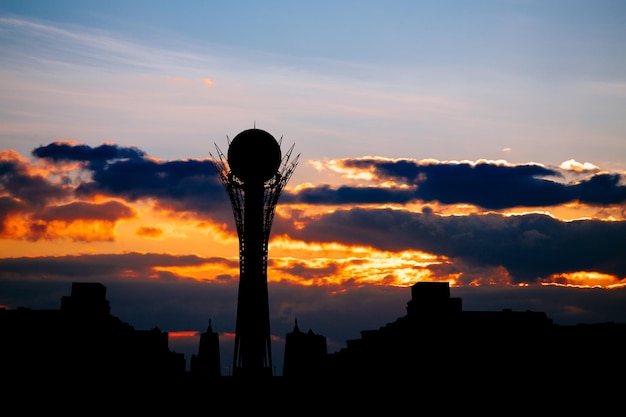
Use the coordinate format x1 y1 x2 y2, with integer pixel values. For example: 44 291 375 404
267 238 443 287
326 158 376 182
542 271 625 289
153 261 240 282
169 331 198 338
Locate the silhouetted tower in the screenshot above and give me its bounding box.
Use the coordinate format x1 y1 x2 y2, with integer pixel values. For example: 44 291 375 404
211 128 298 377
283 318 327 378
190 319 221 378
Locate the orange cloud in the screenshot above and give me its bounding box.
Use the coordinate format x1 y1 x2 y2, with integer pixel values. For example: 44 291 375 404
202 78 214 86
36 200 136 222
30 219 120 241
0 199 137 242
136 226 163 238
154 260 240 282
37 220 123 242
268 238 443 288
0 149 27 163
542 271 625 289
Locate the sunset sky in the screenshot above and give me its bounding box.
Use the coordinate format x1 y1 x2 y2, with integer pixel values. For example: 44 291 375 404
1 1 625 374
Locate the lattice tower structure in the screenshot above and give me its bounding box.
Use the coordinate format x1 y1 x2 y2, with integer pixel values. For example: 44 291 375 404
211 128 298 377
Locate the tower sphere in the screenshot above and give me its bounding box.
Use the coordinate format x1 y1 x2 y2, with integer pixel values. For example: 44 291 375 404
227 128 282 184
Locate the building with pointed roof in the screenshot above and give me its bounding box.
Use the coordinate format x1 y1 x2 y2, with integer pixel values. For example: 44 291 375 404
190 319 222 378
282 318 327 378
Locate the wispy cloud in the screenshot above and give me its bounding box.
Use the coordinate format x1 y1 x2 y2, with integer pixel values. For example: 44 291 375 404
3 13 578 166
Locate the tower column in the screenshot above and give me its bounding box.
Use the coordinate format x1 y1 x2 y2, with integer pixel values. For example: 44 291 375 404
233 182 272 376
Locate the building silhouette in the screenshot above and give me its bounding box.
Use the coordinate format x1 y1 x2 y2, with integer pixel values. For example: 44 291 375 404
0 282 185 383
282 318 327 378
321 280 626 389
190 319 221 378
211 128 298 377
2 279 625 412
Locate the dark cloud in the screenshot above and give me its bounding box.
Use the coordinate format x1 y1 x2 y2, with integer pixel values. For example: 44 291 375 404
75 156 229 217
288 208 626 283
0 157 70 207
284 184 415 205
32 142 146 167
0 252 237 281
24 143 626 219
34 200 136 222
575 173 626 204
29 142 233 221
286 159 626 209
272 259 340 281
408 162 569 208
0 143 239 239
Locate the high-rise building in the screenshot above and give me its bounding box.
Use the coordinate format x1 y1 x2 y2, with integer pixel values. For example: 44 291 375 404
212 128 298 377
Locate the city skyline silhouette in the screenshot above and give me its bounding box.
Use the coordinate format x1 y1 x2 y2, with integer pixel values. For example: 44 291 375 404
3 278 624 413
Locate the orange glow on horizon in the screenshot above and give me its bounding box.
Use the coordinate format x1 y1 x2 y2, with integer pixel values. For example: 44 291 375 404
542 271 625 289
169 331 198 338
154 263 239 282
451 265 514 287
500 204 625 222
267 238 445 287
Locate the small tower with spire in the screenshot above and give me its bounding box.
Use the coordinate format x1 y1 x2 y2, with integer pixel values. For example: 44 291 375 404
282 318 327 378
190 319 221 378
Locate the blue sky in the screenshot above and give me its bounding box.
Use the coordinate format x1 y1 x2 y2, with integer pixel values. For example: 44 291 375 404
2 0 625 175
1 1 625 374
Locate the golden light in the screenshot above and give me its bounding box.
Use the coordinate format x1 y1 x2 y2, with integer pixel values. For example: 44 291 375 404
559 159 599 172
499 204 624 222
169 331 199 338
111 201 239 258
542 271 624 289
326 158 376 181
136 226 163 238
268 238 444 288
0 212 32 240
153 263 239 282
33 219 119 241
